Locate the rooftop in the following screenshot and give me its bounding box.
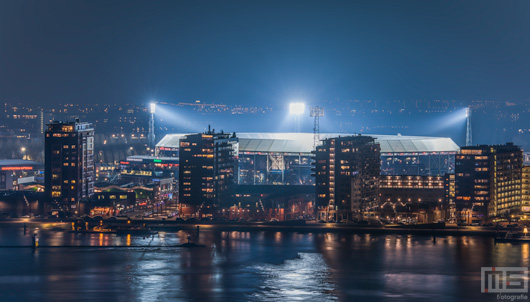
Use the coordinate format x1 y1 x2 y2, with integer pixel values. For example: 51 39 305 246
0 159 43 168
157 133 460 154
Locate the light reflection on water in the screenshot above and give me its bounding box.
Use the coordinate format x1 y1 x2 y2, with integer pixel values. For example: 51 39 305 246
0 224 527 301
248 253 338 302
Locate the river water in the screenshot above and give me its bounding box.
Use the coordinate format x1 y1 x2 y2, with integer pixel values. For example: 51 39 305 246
0 223 527 302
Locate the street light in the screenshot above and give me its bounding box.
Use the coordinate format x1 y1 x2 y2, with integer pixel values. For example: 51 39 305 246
21 147 26 160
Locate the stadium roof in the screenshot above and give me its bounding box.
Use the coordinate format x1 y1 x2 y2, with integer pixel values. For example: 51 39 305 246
156 133 460 154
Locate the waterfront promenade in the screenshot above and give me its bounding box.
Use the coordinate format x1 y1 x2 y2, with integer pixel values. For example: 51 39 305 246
0 218 514 238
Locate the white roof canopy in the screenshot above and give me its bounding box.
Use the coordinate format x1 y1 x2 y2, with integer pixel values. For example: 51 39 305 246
156 132 460 154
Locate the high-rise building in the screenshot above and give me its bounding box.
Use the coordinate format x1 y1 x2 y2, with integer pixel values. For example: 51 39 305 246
455 143 523 224
45 120 95 215
313 135 380 222
178 128 238 217
521 166 530 215
444 173 456 221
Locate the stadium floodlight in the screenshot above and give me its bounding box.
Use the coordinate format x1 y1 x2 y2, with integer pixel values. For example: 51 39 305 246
148 102 156 149
150 102 156 114
289 102 305 115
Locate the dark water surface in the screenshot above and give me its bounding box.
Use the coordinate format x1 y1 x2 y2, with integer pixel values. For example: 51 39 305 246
0 223 526 302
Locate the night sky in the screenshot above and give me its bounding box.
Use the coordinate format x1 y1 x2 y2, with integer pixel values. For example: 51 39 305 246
1 0 530 106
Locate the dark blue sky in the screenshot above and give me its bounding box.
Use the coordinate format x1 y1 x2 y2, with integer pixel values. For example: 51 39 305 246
1 0 530 106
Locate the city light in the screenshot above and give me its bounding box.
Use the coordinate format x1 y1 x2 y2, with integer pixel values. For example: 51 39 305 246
289 102 305 116
150 102 156 114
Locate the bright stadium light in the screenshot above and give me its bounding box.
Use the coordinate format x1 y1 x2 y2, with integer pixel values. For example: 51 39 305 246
150 102 156 114
289 102 305 115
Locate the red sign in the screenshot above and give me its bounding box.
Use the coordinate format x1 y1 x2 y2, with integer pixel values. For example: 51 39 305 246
1 166 33 171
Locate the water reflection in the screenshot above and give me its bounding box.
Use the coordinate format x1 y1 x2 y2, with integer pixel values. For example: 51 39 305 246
248 253 338 301
0 224 527 301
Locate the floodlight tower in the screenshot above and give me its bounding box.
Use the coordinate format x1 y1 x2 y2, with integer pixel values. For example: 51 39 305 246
310 106 324 148
289 102 305 132
466 106 472 146
148 102 156 150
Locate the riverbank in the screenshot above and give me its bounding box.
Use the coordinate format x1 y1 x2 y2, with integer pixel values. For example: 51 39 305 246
0 218 511 237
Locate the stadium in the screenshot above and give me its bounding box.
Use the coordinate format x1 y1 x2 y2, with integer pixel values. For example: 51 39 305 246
156 133 460 185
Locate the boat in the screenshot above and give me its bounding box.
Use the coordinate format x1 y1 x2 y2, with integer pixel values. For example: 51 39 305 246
68 226 116 234
495 231 530 243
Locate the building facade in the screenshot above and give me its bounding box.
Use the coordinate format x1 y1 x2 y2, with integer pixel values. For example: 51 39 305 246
521 166 530 215
314 135 380 221
455 143 523 224
45 120 95 215
379 175 447 223
178 129 238 217
444 173 456 221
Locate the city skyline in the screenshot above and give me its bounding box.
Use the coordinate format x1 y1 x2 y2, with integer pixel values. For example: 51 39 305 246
1 2 530 301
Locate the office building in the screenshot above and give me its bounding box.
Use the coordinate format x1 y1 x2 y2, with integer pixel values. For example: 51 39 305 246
455 143 523 224
178 128 238 217
45 120 95 215
314 135 380 221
